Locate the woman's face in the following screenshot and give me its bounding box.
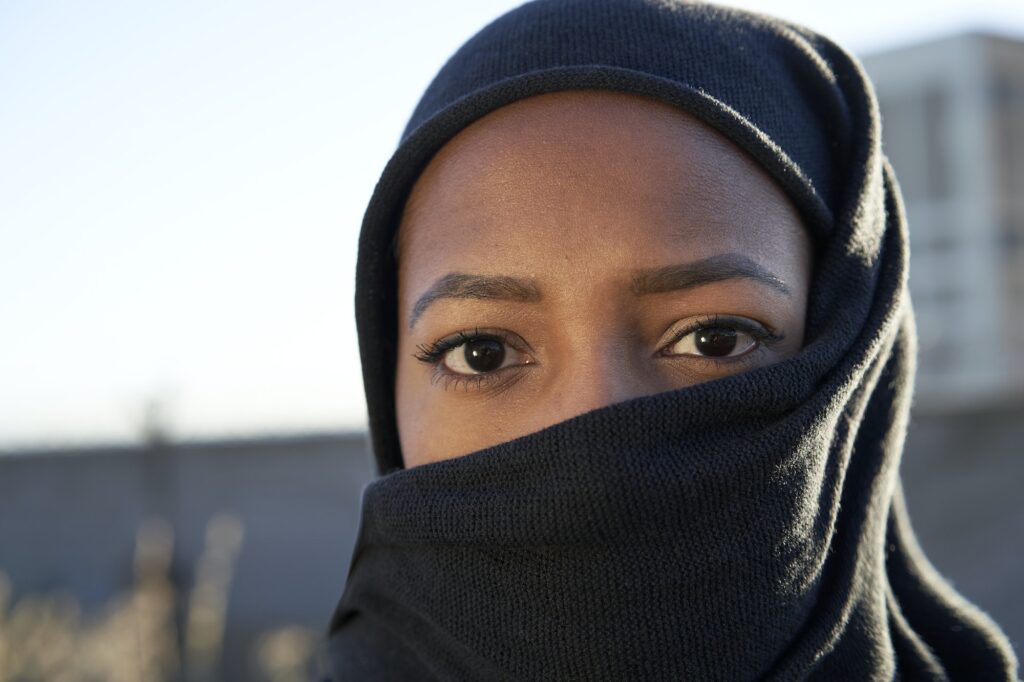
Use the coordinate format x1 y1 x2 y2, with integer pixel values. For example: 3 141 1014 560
395 91 812 467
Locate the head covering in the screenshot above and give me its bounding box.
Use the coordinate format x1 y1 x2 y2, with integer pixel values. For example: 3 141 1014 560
324 0 1020 679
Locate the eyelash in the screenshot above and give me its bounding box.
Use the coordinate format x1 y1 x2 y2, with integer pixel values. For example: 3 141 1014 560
658 314 784 361
412 317 785 391
413 328 524 392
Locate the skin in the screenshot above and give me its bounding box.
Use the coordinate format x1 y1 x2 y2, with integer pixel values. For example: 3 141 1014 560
394 90 812 467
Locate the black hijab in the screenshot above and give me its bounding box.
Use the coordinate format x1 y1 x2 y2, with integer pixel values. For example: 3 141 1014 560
324 1 1019 679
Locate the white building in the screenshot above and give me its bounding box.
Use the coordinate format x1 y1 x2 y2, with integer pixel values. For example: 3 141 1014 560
863 33 1024 412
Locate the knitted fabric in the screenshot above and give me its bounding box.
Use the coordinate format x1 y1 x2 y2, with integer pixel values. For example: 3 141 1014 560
324 0 1020 679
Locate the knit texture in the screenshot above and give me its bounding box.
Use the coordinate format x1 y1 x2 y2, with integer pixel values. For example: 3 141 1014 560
325 0 1020 679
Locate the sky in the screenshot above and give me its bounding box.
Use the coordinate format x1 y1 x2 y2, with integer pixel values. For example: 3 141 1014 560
2 0 1023 449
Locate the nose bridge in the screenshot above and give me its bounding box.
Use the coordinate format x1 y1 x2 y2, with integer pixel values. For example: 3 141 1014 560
542 269 654 418
552 331 650 418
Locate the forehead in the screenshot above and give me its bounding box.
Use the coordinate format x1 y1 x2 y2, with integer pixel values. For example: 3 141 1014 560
397 90 807 289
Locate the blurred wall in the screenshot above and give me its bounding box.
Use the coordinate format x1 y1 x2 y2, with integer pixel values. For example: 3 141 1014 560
901 408 1024 650
0 433 375 680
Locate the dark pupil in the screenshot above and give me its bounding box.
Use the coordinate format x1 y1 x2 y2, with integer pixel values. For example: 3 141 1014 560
695 327 737 357
464 338 505 372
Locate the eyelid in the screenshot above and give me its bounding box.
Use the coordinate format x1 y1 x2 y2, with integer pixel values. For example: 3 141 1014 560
431 367 528 394
412 328 535 394
656 314 783 357
413 328 533 366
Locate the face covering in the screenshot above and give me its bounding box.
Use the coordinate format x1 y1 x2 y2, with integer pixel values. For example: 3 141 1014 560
323 0 1020 679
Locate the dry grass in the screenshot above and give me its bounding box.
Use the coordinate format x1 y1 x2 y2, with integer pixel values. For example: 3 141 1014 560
0 515 317 682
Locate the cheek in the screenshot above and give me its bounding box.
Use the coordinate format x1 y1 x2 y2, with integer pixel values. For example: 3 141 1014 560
396 341 553 466
786 259 813 349
394 340 498 467
394 342 431 467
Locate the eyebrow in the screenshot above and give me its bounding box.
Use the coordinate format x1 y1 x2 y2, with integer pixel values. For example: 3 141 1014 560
630 253 792 298
410 273 542 327
409 253 790 328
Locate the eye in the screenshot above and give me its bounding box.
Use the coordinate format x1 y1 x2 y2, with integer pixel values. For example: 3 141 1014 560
442 336 524 374
414 329 532 377
660 316 781 360
667 326 757 358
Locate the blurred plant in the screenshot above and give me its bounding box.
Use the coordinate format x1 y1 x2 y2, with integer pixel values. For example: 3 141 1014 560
0 517 179 681
0 572 81 681
254 626 317 682
184 514 244 681
0 514 315 681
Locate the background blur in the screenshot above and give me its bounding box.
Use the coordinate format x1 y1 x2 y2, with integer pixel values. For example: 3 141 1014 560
1 1 1022 680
